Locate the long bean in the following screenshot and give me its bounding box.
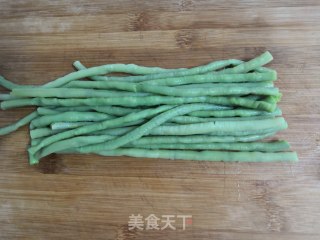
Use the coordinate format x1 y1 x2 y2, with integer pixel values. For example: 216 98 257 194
143 71 277 86
39 135 117 158
139 85 279 97
170 115 276 124
0 75 23 90
30 111 115 128
51 118 145 131
189 107 282 117
13 85 279 98
90 148 299 162
73 59 243 82
128 141 290 152
128 133 278 145
176 81 274 89
38 106 142 116
43 63 190 88
0 111 39 135
1 96 275 112
72 61 186 76
221 51 273 74
36 106 95 116
11 87 151 98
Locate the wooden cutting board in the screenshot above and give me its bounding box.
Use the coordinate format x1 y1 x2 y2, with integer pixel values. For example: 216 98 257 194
0 1 319 239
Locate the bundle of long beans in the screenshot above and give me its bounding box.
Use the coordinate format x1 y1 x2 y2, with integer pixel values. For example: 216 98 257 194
0 51 298 165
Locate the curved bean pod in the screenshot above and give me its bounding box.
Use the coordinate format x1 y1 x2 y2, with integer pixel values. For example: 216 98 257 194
0 111 39 135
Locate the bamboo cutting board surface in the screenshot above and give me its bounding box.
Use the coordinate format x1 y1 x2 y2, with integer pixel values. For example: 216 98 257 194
0 1 320 239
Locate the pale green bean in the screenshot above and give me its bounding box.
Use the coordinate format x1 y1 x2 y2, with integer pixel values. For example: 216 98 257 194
189 107 281 117
170 115 276 124
143 71 276 86
128 133 277 145
39 135 116 158
73 59 244 82
139 85 279 97
43 63 188 88
1 96 276 112
221 51 273 74
176 81 274 89
128 141 290 152
91 148 299 162
31 111 115 128
0 75 22 90
11 88 150 98
0 111 39 135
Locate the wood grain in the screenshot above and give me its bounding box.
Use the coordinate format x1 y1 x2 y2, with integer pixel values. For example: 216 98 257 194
0 1 319 239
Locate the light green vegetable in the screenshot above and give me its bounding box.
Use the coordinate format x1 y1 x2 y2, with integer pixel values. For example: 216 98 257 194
87 148 299 162
143 71 276 86
43 63 188 88
221 51 273 74
176 81 274 89
128 141 290 152
11 88 150 98
12 86 279 98
170 115 276 124
0 111 38 135
189 107 282 117
39 135 116 158
138 85 279 97
0 75 23 90
127 133 278 144
30 111 115 128
51 119 145 131
73 59 243 82
38 106 142 116
1 96 276 112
